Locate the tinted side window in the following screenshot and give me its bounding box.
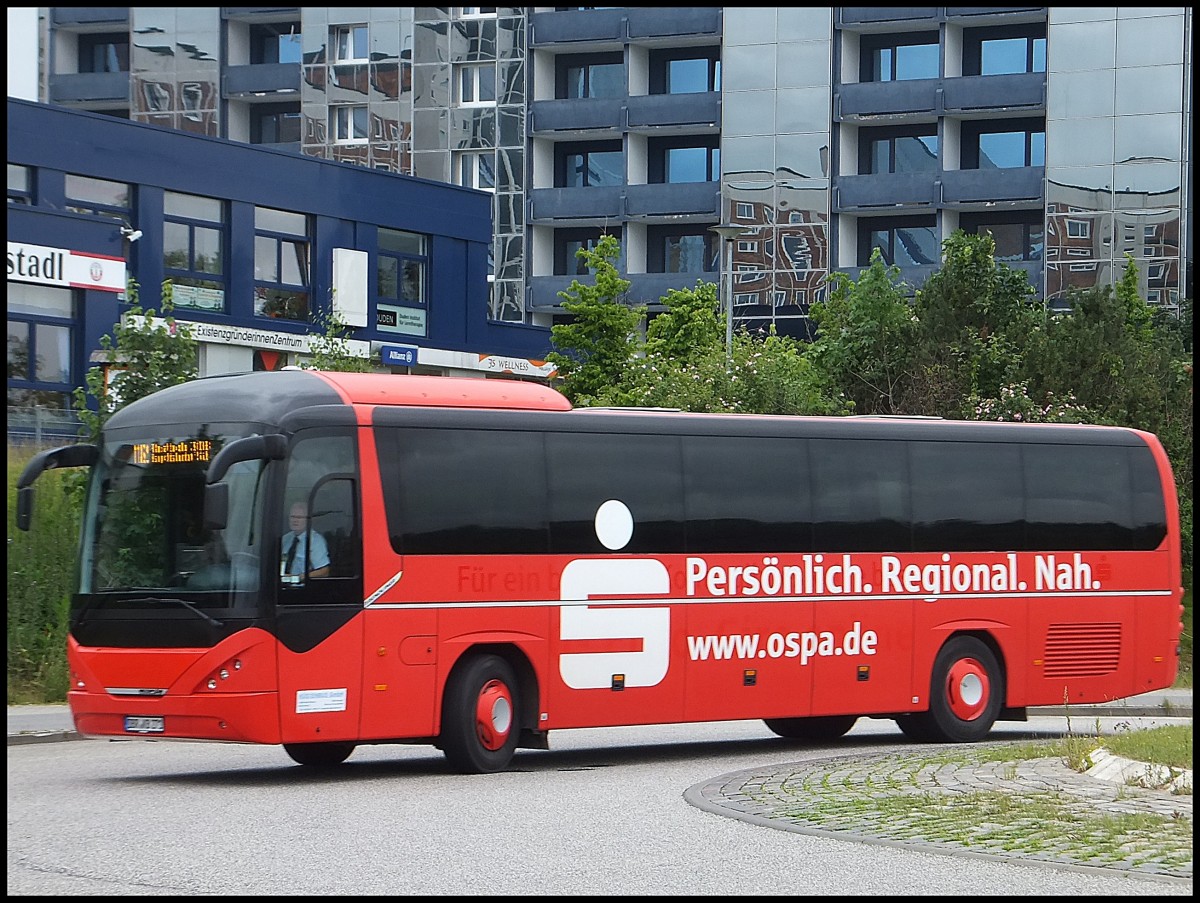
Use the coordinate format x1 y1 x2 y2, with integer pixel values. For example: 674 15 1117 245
811 439 911 551
1024 444 1133 550
379 428 548 554
1129 446 1168 549
547 432 684 554
683 435 811 552
911 441 1023 551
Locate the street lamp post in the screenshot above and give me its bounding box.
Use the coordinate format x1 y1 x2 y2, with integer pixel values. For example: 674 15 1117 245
709 223 748 361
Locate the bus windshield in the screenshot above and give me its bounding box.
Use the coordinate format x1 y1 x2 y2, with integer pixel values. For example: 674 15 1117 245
79 426 268 607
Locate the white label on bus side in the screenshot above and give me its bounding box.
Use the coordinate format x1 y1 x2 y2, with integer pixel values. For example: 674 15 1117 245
296 688 348 714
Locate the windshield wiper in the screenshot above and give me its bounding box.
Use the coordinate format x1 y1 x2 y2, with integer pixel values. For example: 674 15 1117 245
141 596 225 628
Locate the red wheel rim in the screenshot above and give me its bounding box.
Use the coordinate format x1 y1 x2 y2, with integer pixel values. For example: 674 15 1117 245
475 678 513 751
945 657 989 721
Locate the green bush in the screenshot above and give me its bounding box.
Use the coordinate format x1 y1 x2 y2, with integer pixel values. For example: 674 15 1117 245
7 444 83 703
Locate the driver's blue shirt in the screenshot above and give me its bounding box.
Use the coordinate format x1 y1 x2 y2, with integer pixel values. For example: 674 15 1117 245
280 529 330 576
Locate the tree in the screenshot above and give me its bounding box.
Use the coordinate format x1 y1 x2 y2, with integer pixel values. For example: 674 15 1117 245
545 240 848 416
72 279 198 443
808 248 918 415
910 230 1043 417
305 309 375 372
545 234 643 405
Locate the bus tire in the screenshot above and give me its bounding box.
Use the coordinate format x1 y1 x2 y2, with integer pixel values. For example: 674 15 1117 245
893 714 938 742
283 741 355 767
763 715 858 742
440 653 520 774
915 635 1004 743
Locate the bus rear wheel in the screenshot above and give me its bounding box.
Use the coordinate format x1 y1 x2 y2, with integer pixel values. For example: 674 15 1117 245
440 653 520 774
910 636 1003 743
763 715 858 742
283 741 355 767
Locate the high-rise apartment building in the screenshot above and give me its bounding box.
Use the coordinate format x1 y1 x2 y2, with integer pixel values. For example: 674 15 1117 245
28 7 1195 338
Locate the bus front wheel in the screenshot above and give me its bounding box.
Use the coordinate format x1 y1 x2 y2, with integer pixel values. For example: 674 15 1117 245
763 715 858 742
911 636 1003 743
440 653 520 774
283 741 355 766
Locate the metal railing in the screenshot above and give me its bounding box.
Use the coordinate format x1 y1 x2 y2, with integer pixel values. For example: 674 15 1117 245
7 406 85 447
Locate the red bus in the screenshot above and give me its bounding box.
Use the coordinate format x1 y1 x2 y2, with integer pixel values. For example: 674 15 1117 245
17 370 1183 772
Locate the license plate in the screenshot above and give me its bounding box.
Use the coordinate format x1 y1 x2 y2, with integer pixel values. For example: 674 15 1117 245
124 716 164 734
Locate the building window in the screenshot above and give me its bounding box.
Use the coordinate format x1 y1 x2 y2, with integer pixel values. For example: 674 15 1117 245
332 25 368 64
250 23 302 64
331 105 369 143
1066 219 1091 240
78 32 129 73
859 217 938 267
647 227 719 274
555 229 612 276
862 128 938 174
649 139 719 184
961 212 1043 262
254 206 310 321
8 164 31 205
377 228 428 307
862 33 939 82
558 53 624 99
558 141 623 188
456 62 496 105
649 49 721 94
163 191 226 312
963 119 1045 169
963 25 1046 76
8 283 75 413
456 151 497 191
252 106 302 145
64 173 131 221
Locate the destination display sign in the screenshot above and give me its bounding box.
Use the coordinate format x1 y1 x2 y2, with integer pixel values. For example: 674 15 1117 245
129 439 214 466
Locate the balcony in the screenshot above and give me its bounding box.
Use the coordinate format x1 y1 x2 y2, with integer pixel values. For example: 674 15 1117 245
942 73 1044 115
529 8 626 47
51 8 129 28
529 272 708 312
626 93 719 134
626 7 720 42
222 8 304 24
223 62 302 100
624 182 720 220
837 8 940 28
940 167 1044 207
529 186 624 225
836 79 940 121
529 7 720 48
834 172 939 211
529 98 623 137
48 71 130 106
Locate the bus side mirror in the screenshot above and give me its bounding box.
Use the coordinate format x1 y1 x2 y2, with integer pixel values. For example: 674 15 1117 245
203 483 229 531
206 434 287 485
203 434 287 529
16 487 33 532
15 444 99 532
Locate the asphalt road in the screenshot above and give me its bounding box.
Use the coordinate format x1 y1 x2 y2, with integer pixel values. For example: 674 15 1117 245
7 709 1192 896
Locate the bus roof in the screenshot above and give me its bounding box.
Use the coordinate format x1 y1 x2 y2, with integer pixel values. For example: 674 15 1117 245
312 371 572 411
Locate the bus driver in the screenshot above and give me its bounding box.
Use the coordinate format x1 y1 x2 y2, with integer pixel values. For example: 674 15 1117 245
280 501 330 580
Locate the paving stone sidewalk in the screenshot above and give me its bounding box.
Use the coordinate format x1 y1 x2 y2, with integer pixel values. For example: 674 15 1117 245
690 749 1193 884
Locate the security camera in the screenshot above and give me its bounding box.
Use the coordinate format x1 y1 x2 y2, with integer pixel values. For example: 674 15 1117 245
120 226 143 242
